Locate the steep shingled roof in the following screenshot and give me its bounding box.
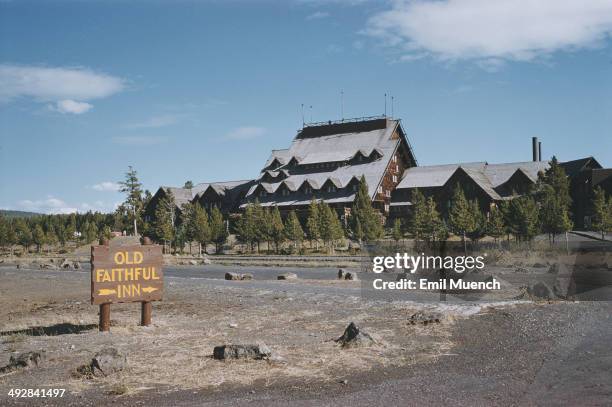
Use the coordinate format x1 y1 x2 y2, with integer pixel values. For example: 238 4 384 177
248 118 405 202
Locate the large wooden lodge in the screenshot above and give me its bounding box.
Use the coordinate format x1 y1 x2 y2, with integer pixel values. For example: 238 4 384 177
145 116 611 229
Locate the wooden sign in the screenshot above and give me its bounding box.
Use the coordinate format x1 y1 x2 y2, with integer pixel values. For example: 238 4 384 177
91 244 163 305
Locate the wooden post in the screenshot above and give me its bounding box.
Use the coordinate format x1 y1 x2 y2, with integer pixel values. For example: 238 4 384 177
141 236 152 326
99 303 111 332
98 237 111 332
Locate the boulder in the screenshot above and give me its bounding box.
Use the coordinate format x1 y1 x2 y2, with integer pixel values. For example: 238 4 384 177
335 322 375 348
188 260 199 266
344 271 358 281
337 269 346 279
72 262 81 270
527 281 554 300
40 263 58 270
409 311 442 325
277 272 297 280
91 348 126 377
213 344 272 360
60 258 72 269
552 263 576 299
202 257 212 265
0 351 44 373
225 272 242 281
241 273 253 280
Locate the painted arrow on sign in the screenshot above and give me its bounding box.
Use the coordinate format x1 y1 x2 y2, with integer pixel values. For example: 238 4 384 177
142 286 159 293
98 288 117 296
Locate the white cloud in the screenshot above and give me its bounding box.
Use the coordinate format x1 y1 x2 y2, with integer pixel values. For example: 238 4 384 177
0 64 124 112
124 114 181 129
365 0 612 64
111 135 168 145
306 11 330 20
91 181 120 192
225 126 266 140
15 196 117 214
51 99 93 114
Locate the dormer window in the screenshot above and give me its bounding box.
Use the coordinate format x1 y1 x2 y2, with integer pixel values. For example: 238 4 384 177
352 184 358 192
304 186 312 194
259 190 267 198
327 185 336 193
281 188 290 196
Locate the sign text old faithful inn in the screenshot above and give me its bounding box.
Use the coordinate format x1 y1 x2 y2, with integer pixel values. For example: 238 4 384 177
91 244 163 305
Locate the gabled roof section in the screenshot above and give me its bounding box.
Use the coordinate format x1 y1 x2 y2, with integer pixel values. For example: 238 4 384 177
397 163 487 189
160 186 194 208
560 156 602 177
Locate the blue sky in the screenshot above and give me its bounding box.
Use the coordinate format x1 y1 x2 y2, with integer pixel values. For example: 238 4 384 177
1 0 611 214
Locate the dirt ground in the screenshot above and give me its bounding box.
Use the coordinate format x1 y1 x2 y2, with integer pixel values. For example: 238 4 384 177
0 267 459 401
1 264 610 406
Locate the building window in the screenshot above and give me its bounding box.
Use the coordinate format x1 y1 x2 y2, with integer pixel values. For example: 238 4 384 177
260 190 267 197
393 155 397 162
282 188 290 196
304 186 312 194
327 185 336 193
385 190 391 197
384 204 390 212
352 184 358 192
378 186 382 194
395 164 399 172
392 175 397 183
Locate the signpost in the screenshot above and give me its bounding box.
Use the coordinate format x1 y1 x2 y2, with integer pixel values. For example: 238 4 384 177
91 239 163 331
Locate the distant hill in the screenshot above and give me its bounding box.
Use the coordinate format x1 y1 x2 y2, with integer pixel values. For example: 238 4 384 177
0 209 42 219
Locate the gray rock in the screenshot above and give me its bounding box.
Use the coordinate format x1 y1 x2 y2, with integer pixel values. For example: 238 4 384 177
552 263 576 299
335 322 375 348
213 344 272 360
225 272 242 280
409 311 443 325
40 263 58 270
91 347 126 377
60 258 72 269
202 257 212 265
240 273 253 280
0 351 44 373
277 272 297 280
337 269 346 279
72 262 81 270
189 259 199 266
527 281 554 300
344 271 358 281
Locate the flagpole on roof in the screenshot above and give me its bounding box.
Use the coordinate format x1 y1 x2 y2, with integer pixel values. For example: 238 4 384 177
384 93 387 117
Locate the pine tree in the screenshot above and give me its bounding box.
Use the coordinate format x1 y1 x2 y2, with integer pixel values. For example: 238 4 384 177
306 198 321 250
85 221 98 244
448 184 475 249
354 217 364 244
269 207 285 253
45 228 58 253
319 202 344 251
236 203 257 252
210 206 227 254
487 206 505 243
423 197 445 244
100 225 112 241
508 196 540 242
284 210 304 249
251 200 266 253
392 218 403 243
152 192 175 252
466 200 486 242
591 187 610 239
183 180 194 189
32 224 46 253
0 215 8 251
192 204 211 255
409 189 427 244
14 219 32 253
350 176 383 242
119 166 144 236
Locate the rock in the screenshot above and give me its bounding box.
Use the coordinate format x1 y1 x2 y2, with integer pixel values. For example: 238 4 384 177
340 379 348 385
241 273 253 280
552 264 576 299
409 311 442 325
335 322 375 348
337 269 346 279
0 351 44 373
229 323 238 328
515 267 529 273
532 262 546 268
225 272 242 281
548 264 559 274
91 347 127 377
344 271 358 281
60 258 72 269
213 344 272 360
189 260 199 266
72 262 81 270
277 272 297 280
202 257 212 265
527 281 554 300
40 263 58 270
